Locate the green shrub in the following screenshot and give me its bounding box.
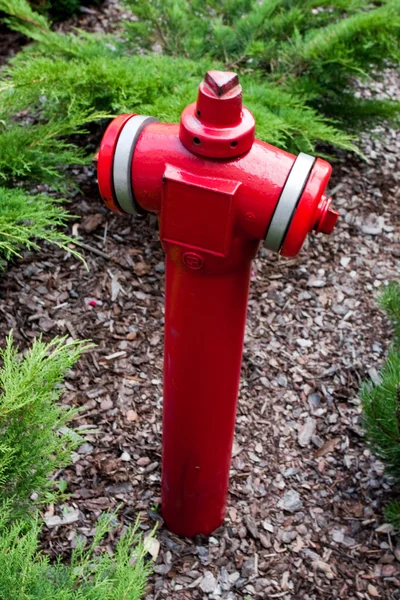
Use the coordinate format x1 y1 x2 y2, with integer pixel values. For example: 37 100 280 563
0 47 356 155
0 187 80 265
0 0 399 261
378 281 400 345
0 331 153 599
0 506 152 599
0 0 398 176
2 0 399 171
361 282 400 529
0 1 86 262
0 120 87 189
0 0 398 211
0 0 356 154
385 500 400 531
125 0 400 127
0 333 91 517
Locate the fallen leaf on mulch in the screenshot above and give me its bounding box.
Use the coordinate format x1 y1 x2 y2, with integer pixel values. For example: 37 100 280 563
81 213 105 233
314 437 341 457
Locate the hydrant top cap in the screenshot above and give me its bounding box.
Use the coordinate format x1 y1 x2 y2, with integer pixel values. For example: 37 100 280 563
205 71 240 97
179 70 255 159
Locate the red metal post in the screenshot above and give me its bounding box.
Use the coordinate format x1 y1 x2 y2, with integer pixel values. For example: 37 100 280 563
162 257 253 537
96 70 339 537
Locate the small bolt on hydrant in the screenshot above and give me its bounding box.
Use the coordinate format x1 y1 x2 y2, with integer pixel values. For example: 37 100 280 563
96 71 339 538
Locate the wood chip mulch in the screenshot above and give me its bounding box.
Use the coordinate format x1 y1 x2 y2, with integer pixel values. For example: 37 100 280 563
0 120 398 598
0 4 399 597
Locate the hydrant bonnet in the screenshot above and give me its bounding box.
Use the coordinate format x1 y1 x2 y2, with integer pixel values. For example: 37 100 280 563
179 70 255 159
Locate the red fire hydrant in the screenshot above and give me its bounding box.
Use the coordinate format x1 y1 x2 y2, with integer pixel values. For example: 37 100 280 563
96 71 338 538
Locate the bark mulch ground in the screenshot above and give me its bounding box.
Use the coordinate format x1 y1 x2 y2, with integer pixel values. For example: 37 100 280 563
0 123 399 599
1 3 400 598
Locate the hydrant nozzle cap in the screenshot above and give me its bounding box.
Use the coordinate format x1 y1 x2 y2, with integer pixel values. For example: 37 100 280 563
179 70 255 159
314 195 339 234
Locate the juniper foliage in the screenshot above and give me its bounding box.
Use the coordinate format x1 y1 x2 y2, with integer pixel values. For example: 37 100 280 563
0 0 399 259
361 282 400 529
0 50 356 155
0 119 87 188
0 186 82 268
0 333 91 517
0 506 152 600
0 0 399 164
378 281 400 345
125 0 400 127
0 2 86 263
385 500 400 531
0 0 398 197
0 2 356 155
0 333 152 599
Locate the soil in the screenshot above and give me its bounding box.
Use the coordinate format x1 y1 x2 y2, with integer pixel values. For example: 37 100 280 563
0 24 26 66
0 3 400 599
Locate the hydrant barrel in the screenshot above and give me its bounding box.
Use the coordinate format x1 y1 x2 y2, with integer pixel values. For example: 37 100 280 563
162 256 253 536
96 70 339 538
